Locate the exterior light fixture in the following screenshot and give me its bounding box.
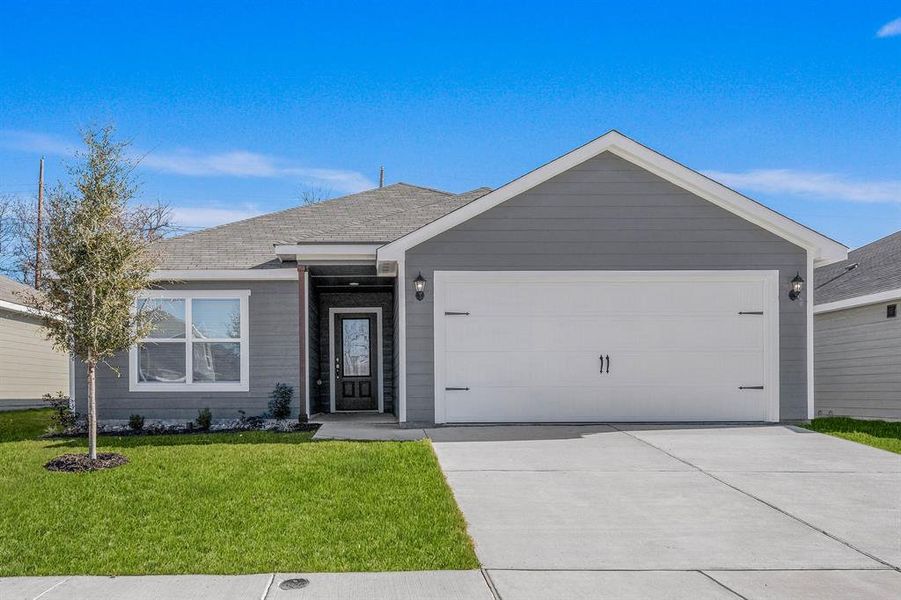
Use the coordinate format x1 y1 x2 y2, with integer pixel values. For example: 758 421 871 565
789 272 805 301
413 272 427 301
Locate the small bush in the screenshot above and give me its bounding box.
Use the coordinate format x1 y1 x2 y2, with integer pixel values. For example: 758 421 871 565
268 383 294 420
128 414 145 432
42 392 78 430
195 408 213 431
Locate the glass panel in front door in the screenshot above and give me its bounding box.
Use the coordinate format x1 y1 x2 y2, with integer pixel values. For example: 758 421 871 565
342 318 370 377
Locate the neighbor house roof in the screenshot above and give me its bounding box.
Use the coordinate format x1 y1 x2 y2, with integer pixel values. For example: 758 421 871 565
0 275 34 306
815 230 901 305
156 183 491 270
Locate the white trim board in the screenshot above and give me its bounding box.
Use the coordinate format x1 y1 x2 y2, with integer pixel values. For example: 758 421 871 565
328 307 384 413
378 131 847 267
151 269 298 281
275 244 380 264
0 299 44 318
814 288 901 314
432 270 780 424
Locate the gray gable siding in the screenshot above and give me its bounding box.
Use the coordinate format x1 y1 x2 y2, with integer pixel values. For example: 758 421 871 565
404 152 809 424
815 304 901 420
74 280 300 421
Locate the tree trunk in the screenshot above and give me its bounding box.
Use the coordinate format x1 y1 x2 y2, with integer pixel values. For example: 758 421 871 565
86 359 97 460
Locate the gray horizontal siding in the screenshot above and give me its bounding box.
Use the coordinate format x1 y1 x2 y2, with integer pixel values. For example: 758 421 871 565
815 303 901 420
405 151 808 425
0 310 70 404
74 280 300 420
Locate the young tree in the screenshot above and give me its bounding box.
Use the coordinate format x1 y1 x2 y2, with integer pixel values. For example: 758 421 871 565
22 127 170 460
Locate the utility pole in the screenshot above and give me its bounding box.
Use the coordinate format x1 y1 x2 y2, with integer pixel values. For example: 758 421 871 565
34 157 44 289
379 166 384 188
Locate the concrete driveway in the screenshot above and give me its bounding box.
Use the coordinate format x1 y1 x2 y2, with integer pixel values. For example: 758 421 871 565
428 424 901 599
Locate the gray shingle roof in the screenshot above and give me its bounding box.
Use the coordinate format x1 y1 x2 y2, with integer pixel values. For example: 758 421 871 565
157 183 490 270
0 275 35 306
815 230 901 304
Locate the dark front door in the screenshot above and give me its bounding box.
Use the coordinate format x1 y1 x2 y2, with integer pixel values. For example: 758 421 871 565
334 313 378 411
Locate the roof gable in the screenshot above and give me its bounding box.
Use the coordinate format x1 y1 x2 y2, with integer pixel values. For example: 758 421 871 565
377 131 847 266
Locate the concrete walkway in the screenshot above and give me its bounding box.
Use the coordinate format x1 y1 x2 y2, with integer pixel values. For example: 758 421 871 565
311 413 426 441
0 571 494 600
429 424 901 599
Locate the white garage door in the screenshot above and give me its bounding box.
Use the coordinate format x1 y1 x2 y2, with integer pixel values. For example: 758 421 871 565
433 271 779 423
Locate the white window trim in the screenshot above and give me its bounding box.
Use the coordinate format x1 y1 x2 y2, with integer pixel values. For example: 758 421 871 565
328 307 384 413
129 289 251 392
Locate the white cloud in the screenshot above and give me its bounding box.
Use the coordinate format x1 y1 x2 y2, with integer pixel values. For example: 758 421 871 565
0 130 374 193
877 17 901 38
705 169 901 204
0 130 77 156
169 205 264 229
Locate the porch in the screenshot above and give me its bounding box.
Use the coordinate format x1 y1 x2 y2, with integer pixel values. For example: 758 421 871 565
301 265 400 421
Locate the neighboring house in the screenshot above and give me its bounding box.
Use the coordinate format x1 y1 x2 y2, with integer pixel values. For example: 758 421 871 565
73 131 847 425
814 231 901 421
0 275 70 411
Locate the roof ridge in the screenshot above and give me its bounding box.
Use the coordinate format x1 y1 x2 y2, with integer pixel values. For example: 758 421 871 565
393 181 454 196
849 229 901 254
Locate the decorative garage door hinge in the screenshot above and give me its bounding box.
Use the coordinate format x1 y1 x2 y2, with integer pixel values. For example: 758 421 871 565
444 311 470 316
738 311 764 315
445 387 470 391
738 385 765 390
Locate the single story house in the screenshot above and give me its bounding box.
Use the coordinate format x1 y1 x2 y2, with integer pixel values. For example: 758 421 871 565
73 131 848 426
0 275 70 410
814 231 901 421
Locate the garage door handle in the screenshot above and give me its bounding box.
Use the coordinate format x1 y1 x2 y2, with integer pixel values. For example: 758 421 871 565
600 355 610 374
739 385 764 390
445 387 470 391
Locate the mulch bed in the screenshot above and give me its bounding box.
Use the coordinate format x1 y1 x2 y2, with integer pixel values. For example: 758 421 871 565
44 453 129 473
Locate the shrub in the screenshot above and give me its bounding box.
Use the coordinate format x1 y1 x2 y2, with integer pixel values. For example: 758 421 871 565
268 383 294 420
42 391 78 430
195 408 213 431
128 414 145 432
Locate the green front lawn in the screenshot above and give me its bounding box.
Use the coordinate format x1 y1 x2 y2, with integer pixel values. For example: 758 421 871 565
801 417 901 454
0 409 477 576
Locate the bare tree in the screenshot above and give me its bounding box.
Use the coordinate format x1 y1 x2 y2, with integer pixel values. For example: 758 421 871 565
0 194 15 276
20 126 169 461
298 184 332 206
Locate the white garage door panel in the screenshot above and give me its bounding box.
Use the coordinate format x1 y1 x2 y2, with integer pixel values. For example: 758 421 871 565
435 271 779 423
444 385 766 422
446 316 764 352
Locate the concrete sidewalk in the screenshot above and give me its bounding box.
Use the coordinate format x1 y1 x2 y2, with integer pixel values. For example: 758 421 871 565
0 570 494 600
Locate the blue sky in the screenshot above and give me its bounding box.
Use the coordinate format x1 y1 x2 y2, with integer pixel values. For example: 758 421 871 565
1 1 899 248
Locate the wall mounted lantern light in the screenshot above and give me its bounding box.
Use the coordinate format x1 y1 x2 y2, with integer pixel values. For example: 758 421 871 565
788 272 805 301
413 272 427 301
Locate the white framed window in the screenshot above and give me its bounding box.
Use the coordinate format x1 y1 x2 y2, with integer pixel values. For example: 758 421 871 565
129 290 250 392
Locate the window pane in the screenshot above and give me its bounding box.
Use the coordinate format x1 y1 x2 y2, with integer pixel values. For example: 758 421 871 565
193 342 241 383
138 342 186 383
342 318 370 377
192 299 241 339
141 299 186 339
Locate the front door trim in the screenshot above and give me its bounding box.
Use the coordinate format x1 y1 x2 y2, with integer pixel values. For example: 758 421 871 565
329 307 384 413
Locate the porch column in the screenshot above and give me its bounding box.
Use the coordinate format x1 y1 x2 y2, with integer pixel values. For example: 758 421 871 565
297 265 308 421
